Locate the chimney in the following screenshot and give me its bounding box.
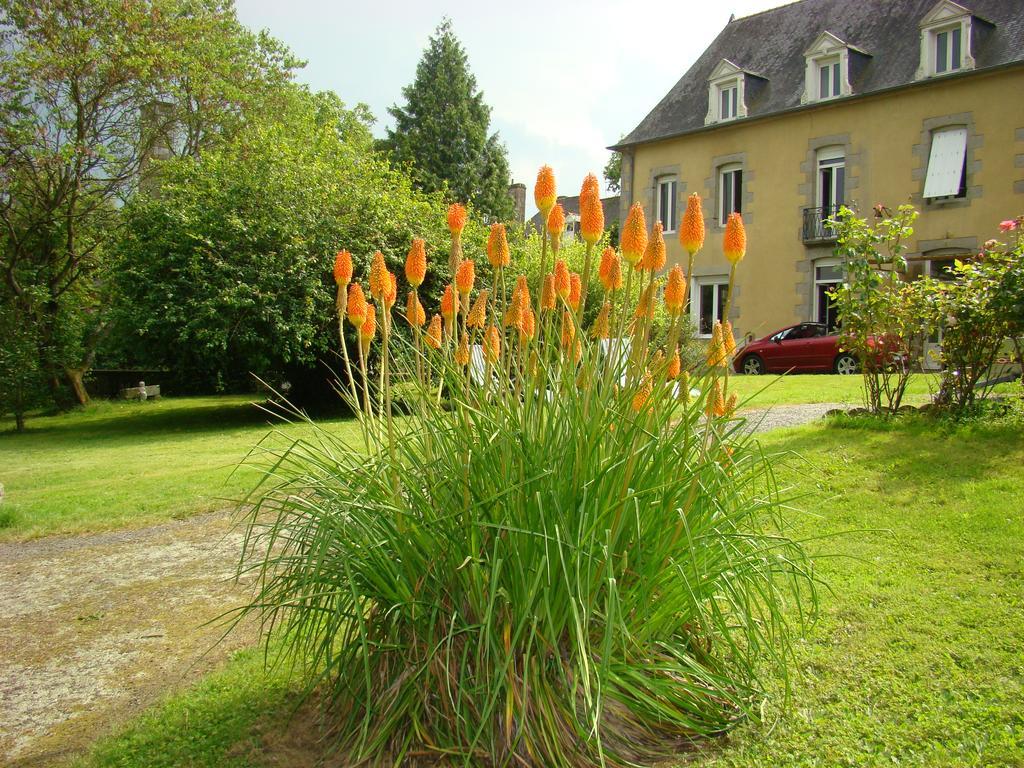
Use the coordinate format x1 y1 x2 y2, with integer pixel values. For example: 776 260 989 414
508 182 526 226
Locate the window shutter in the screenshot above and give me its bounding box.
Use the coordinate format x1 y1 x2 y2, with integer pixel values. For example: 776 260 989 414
923 127 967 198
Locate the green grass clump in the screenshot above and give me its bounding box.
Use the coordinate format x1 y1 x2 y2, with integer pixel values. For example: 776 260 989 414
236 332 816 766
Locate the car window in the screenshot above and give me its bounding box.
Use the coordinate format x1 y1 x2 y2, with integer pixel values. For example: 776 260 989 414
773 326 798 341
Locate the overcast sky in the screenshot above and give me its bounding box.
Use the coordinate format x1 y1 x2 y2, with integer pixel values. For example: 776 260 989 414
235 0 787 215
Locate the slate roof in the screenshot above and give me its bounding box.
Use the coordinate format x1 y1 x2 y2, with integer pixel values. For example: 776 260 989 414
526 195 620 233
614 0 1024 149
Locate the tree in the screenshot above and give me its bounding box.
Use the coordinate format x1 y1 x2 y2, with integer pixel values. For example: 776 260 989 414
383 20 514 221
0 292 46 431
603 150 621 194
0 0 301 405
110 88 462 393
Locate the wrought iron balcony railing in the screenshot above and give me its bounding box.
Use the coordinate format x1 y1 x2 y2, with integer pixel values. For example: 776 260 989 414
802 205 843 244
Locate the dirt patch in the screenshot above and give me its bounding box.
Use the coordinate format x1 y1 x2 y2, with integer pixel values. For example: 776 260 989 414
0 511 257 766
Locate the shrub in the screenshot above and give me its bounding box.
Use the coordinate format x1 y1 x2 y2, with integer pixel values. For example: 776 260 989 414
829 206 935 414
237 184 815 766
929 217 1023 413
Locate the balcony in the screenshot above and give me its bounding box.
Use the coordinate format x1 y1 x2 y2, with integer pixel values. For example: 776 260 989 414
802 205 842 244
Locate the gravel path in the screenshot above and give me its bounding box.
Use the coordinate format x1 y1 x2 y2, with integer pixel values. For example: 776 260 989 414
0 511 258 766
0 402 843 765
740 401 849 433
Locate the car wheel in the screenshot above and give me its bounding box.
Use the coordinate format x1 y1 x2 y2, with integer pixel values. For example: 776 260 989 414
834 353 859 375
741 354 765 375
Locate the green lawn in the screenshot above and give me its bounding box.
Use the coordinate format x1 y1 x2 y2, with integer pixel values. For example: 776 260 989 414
0 396 361 540
0 374 986 540
71 415 1024 767
730 371 941 408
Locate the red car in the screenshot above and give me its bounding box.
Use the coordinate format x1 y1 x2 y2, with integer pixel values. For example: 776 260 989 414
734 323 859 375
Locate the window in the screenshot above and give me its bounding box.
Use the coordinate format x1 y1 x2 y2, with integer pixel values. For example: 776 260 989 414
818 58 841 99
719 83 738 120
694 277 729 336
916 3 974 80
656 178 677 233
934 26 962 73
719 165 742 224
814 259 842 331
817 148 845 214
923 126 967 199
801 32 853 104
705 60 748 125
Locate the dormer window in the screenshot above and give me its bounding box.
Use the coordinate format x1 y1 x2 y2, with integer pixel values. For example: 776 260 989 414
801 32 858 104
818 58 841 99
705 60 752 125
916 1 976 79
934 25 963 73
719 81 739 120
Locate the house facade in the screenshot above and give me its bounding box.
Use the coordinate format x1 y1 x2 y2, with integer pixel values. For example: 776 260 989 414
613 0 1024 346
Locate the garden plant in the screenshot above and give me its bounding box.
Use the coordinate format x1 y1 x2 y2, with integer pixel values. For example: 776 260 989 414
237 171 816 766
927 216 1023 413
829 205 933 414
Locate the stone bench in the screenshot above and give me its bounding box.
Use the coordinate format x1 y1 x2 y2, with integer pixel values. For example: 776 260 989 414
120 384 161 400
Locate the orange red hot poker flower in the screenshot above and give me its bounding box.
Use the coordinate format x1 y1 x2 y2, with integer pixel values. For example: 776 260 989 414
456 334 470 367
568 273 581 312
347 283 368 328
598 248 622 291
440 284 456 321
369 251 388 299
547 204 565 254
541 274 556 311
534 165 556 218
383 272 397 311
579 173 604 245
667 347 681 380
405 238 426 288
723 320 736 354
467 290 488 329
680 193 705 256
333 249 353 287
360 304 377 353
487 223 510 269
406 291 426 327
621 202 648 267
456 259 475 296
520 307 536 342
642 221 666 272
723 212 746 265
447 203 467 237
553 259 571 299
484 325 501 363
425 314 442 349
664 265 686 316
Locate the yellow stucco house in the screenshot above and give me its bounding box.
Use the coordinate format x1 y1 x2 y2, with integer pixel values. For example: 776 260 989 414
613 0 1024 355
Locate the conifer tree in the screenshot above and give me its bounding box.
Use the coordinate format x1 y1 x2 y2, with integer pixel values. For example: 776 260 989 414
384 20 514 220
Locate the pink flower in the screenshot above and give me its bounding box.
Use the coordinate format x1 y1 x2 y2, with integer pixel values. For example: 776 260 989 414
998 219 1018 232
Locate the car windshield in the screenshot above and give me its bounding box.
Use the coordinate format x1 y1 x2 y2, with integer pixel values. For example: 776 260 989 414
773 324 827 341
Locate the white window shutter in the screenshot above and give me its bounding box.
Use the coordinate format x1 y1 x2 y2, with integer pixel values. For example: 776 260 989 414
923 127 967 198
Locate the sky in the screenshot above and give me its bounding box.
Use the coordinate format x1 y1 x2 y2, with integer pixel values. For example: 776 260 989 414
234 0 787 217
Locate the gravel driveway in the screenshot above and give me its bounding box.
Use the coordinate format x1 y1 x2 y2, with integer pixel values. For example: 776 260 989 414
0 401 844 765
0 512 257 766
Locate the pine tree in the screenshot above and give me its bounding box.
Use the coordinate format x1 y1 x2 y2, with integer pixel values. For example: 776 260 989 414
385 20 514 220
